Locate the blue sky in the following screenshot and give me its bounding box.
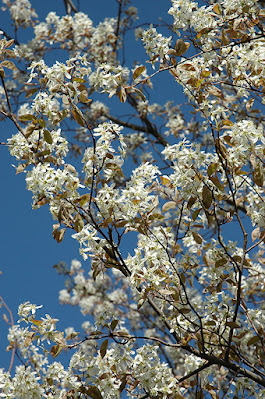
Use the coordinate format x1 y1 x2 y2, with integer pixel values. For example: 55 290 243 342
0 0 174 370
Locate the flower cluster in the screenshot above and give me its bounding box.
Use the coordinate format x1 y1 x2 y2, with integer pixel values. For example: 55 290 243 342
2 0 38 28
142 25 172 66
2 0 265 397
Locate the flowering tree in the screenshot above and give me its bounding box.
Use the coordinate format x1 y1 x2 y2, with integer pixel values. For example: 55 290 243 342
1 0 265 397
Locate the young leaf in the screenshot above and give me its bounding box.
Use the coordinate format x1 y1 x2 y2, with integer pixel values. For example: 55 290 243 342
207 163 218 177
253 163 263 187
213 3 222 14
187 196 197 209
160 176 171 186
118 86 127 103
43 129 53 144
72 109 85 127
210 175 224 191
0 66 5 78
202 185 212 209
192 231 203 244
247 335 259 346
53 228 66 243
1 60 17 70
246 98 254 112
133 65 146 80
51 344 63 358
226 321 240 328
110 319 119 331
100 339 108 358
192 208 201 221
25 87 39 98
18 114 35 121
132 88 146 102
74 214 84 232
85 386 103 399
174 39 189 56
251 227 260 242
162 201 176 213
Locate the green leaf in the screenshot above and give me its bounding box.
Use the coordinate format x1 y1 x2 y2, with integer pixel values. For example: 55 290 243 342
54 109 69 124
73 77 86 83
179 307 191 314
201 70 211 78
89 330 104 336
159 289 174 295
65 331 79 340
47 378 54 386
205 320 216 326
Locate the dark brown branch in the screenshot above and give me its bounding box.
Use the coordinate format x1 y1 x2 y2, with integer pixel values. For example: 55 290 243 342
0 29 19 45
177 362 211 384
63 0 77 15
127 93 169 147
113 0 123 52
105 112 169 147
105 112 165 143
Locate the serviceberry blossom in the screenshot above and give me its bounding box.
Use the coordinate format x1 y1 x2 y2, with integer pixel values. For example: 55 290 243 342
3 0 265 397
89 63 130 96
142 25 172 66
17 302 43 323
2 0 38 28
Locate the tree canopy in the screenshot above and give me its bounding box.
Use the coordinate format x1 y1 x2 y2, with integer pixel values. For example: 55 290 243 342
1 0 265 397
